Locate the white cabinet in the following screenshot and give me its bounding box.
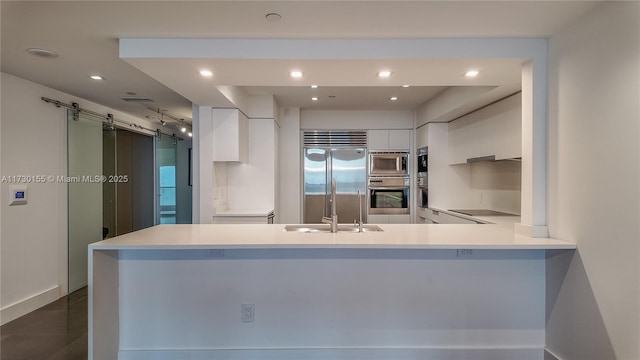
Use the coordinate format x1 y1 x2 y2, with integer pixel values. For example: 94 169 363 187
448 94 521 164
424 208 441 224
367 214 411 224
416 214 428 224
367 130 389 150
415 124 429 149
424 208 486 224
213 211 275 224
438 212 480 225
212 109 248 162
389 214 411 224
388 130 411 150
368 129 411 150
367 214 388 224
226 119 278 211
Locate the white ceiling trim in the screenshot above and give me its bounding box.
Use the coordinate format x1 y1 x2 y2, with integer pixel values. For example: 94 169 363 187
119 38 545 59
120 38 543 108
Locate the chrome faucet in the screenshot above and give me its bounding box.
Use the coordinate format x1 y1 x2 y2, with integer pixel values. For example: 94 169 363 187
322 178 338 232
357 190 363 232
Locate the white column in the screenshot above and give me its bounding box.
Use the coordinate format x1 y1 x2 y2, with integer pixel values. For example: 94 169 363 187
192 105 213 223
517 59 549 237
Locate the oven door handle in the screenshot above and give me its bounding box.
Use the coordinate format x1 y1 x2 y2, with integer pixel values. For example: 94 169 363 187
368 187 409 190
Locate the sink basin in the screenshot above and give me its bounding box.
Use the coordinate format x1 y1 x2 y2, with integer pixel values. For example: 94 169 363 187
283 224 384 233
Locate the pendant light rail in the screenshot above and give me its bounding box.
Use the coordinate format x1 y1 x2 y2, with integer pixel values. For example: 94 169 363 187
41 97 185 141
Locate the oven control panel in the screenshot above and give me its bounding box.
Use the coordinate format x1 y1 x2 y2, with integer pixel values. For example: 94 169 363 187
368 177 409 187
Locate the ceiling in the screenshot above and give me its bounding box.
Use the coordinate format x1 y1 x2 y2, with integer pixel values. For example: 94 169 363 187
1 1 601 126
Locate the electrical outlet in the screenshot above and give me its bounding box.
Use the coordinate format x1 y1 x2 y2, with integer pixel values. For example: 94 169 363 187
457 249 473 257
242 303 255 322
208 249 225 258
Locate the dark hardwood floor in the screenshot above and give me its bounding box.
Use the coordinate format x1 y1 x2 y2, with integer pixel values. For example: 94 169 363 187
1 287 88 360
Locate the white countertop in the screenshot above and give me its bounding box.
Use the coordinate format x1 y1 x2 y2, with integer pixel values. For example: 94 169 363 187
89 224 575 250
213 209 274 217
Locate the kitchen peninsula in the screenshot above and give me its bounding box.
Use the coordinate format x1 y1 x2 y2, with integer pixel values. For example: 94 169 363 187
89 224 574 360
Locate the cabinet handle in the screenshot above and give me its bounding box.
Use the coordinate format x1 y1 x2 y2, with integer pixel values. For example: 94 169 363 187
432 210 439 215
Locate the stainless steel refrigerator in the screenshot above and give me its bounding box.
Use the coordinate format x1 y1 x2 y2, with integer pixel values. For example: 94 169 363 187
303 144 367 224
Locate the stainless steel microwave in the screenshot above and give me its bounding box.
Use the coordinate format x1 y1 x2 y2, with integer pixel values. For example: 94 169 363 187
369 151 409 176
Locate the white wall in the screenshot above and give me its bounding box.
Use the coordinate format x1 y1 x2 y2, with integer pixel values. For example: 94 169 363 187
546 2 640 359
469 161 521 215
415 86 496 126
0 72 182 324
227 119 278 211
1 73 67 324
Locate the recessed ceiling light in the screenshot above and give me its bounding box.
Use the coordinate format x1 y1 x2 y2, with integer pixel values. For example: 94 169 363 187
402 85 410 88
311 97 319 101
199 70 213 77
311 85 318 89
377 71 392 78
390 96 398 101
188 132 193 137
26 48 58 59
90 75 104 80
464 70 480 78
181 126 187 133
290 71 303 78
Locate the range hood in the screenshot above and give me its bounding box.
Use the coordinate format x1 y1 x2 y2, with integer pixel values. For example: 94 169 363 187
466 155 522 163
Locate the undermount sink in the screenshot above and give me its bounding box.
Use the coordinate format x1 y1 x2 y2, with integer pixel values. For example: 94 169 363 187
283 224 384 233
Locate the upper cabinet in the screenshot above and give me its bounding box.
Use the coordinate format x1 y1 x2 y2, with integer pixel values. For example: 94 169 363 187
367 130 389 149
212 109 248 162
448 94 521 164
368 129 411 151
415 124 429 149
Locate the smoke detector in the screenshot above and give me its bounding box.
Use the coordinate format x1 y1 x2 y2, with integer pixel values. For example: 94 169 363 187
265 13 282 21
26 48 58 59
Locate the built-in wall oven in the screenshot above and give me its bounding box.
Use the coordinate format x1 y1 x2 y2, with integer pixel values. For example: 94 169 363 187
368 177 410 214
369 151 409 177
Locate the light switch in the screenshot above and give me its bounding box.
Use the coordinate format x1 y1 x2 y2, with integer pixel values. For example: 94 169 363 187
9 185 28 206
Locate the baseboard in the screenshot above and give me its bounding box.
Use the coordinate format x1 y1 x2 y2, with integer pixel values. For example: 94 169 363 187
515 223 550 238
544 348 562 360
119 346 543 360
1 285 61 325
